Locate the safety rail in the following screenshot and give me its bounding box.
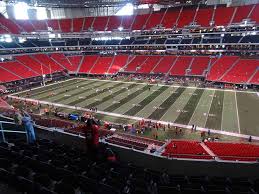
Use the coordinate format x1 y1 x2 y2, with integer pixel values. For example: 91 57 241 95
0 121 27 143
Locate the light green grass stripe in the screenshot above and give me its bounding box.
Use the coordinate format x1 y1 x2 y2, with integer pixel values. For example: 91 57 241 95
36 80 96 101
26 79 83 97
50 81 110 103
148 87 185 120
104 85 150 112
174 89 204 125
77 83 132 108
135 87 178 118
237 92 259 136
58 82 117 105
96 85 145 110
160 88 195 122
188 89 215 128
84 84 138 109
205 90 224 130
113 85 158 114
124 86 168 116
68 82 125 106
221 91 239 133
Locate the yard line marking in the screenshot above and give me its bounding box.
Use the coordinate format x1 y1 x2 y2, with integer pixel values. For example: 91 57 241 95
11 77 259 97
8 95 259 141
77 78 259 94
188 89 205 126
10 77 80 96
204 90 215 128
221 91 225 131
235 91 241 134
158 87 186 122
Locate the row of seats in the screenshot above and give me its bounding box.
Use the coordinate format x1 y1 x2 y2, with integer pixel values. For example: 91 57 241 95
0 4 258 34
1 138 258 194
162 140 259 162
1 34 258 49
205 142 259 161
0 54 258 85
162 140 212 160
207 56 259 84
106 136 148 151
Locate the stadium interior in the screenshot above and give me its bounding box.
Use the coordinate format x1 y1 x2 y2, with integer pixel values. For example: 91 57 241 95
0 0 259 193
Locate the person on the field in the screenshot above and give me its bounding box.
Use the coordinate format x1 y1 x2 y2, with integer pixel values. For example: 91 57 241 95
21 110 36 144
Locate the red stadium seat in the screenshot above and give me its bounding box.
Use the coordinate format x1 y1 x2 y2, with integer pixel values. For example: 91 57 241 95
170 56 192 76
232 5 253 23
108 55 128 74
152 56 177 74
79 55 99 73
206 56 239 82
90 56 113 74
59 19 72 33
205 142 259 161
47 19 60 31
72 18 84 32
194 7 214 27
213 6 235 26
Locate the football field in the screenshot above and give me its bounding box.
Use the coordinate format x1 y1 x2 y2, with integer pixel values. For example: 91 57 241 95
15 78 259 137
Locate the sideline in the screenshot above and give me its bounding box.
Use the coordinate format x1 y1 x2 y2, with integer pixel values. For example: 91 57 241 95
8 95 259 141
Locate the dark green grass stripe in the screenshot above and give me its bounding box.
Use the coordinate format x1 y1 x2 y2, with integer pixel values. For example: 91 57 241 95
205 90 224 130
50 81 110 103
148 87 185 120
37 80 97 101
104 85 150 112
174 89 204 125
28 80 86 97
67 82 125 106
19 79 79 96
125 86 168 116
85 84 138 108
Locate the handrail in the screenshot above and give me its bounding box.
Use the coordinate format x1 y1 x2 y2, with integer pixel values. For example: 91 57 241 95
0 121 27 143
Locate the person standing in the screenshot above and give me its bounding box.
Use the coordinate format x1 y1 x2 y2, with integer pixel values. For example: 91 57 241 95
14 110 23 127
21 110 36 144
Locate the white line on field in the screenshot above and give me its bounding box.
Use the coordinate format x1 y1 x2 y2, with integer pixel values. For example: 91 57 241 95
77 78 259 94
8 95 259 141
235 91 241 134
204 90 215 128
188 89 206 126
221 91 225 131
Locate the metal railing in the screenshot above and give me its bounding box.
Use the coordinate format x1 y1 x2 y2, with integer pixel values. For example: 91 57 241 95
0 121 27 143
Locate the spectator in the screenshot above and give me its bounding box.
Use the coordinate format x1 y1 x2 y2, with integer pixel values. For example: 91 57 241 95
83 118 100 152
21 110 36 144
14 110 22 127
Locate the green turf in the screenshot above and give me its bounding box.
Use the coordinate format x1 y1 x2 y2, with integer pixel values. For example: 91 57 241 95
188 90 215 128
205 90 224 130
104 85 150 112
125 86 168 116
36 80 96 101
221 91 239 133
50 80 107 102
175 89 204 125
148 87 185 120
15 78 259 139
237 92 259 136
135 87 177 118
85 84 138 109
161 88 195 122
25 79 83 97
67 82 124 106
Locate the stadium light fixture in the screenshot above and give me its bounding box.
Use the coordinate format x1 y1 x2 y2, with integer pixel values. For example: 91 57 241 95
14 2 29 20
116 3 134 16
118 26 123 31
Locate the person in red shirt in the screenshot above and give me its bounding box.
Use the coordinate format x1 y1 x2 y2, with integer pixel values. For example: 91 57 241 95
84 118 100 152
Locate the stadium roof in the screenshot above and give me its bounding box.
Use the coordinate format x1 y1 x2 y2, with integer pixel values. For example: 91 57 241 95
12 0 202 8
